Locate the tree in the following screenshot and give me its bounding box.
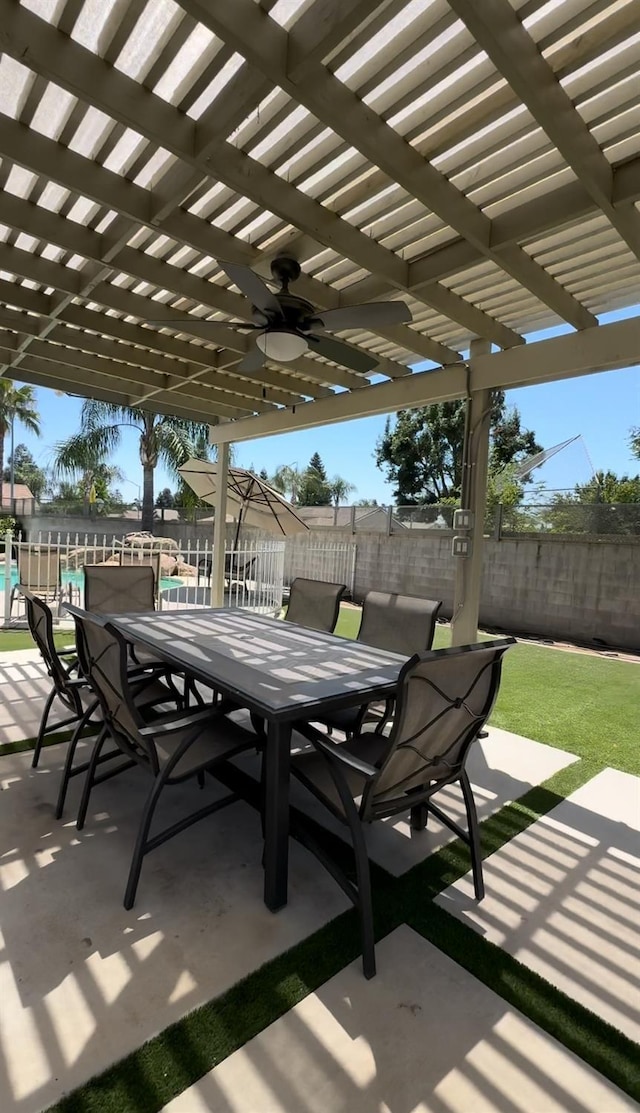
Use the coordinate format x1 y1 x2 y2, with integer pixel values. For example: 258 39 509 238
546 470 640 535
0 382 41 495
51 430 124 514
259 467 269 481
155 487 175 509
328 475 356 506
270 464 304 503
297 453 331 506
630 427 640 461
53 402 212 530
4 443 47 500
375 394 542 504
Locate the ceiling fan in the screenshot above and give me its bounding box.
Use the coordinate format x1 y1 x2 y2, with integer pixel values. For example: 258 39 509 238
149 256 411 375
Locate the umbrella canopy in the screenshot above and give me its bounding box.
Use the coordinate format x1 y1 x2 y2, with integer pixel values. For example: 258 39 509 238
178 460 309 546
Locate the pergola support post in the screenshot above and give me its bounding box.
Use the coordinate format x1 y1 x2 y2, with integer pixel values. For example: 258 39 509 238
450 339 492 646
211 439 230 608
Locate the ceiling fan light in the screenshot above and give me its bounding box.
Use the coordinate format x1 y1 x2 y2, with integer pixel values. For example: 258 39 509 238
256 329 307 362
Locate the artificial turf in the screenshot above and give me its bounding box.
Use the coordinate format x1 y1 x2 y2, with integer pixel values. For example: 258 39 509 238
3 605 636 1111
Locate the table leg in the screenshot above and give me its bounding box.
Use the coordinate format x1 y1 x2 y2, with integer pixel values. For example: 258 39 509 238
263 720 291 912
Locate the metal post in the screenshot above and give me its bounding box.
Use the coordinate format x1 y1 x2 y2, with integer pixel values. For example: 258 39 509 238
9 413 15 513
211 440 229 607
451 339 492 646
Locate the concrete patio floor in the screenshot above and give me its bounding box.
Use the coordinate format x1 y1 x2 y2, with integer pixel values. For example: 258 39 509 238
0 650 637 1112
162 927 636 1113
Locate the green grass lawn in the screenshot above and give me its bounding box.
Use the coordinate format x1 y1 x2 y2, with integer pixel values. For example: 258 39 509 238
0 628 73 653
335 605 639 776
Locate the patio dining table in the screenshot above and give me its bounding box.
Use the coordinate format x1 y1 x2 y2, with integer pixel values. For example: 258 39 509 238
109 608 407 912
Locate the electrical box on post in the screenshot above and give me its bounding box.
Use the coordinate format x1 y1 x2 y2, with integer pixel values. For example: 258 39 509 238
453 509 474 530
452 535 472 557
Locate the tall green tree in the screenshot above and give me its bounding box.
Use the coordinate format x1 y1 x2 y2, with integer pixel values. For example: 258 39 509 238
259 467 269 481
297 453 331 506
155 487 175 510
53 402 212 530
547 470 640 535
630 427 640 461
0 382 41 495
375 394 542 504
4 443 47 500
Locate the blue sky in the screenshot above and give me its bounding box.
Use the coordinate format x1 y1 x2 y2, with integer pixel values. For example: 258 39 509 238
11 306 640 505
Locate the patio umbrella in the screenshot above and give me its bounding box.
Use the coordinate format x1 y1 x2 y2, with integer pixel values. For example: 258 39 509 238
178 460 309 548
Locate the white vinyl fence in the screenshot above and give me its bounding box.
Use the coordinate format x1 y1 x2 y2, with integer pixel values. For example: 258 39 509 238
2 531 285 626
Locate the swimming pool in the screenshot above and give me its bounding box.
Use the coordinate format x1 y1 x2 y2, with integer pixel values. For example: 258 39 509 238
0 568 182 593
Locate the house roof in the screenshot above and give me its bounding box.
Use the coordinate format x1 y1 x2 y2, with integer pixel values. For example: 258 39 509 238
0 482 34 502
0 1 637 437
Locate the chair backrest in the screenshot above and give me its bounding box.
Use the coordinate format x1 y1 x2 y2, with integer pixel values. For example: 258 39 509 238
357 591 442 656
15 545 60 593
285 577 346 633
362 639 514 816
22 587 82 714
73 610 155 770
84 564 156 615
119 549 161 578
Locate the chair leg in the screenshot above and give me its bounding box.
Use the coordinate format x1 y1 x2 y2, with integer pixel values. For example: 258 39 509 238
32 687 56 768
76 730 108 831
55 706 99 819
460 771 484 901
349 815 376 979
124 771 167 910
410 800 430 831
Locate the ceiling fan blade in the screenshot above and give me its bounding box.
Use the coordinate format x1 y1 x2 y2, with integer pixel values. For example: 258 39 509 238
235 343 266 374
147 319 260 338
217 261 282 316
307 334 378 375
314 301 412 331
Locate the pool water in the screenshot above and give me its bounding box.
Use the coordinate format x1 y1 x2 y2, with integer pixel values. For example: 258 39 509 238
0 569 181 593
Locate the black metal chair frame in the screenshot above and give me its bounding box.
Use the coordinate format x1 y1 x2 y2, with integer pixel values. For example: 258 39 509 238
21 586 102 791
292 638 515 978
73 611 260 910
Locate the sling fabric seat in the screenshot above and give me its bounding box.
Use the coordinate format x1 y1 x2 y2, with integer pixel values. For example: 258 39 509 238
10 545 67 615
292 638 514 978
84 563 155 614
285 577 346 633
313 591 442 739
73 611 259 909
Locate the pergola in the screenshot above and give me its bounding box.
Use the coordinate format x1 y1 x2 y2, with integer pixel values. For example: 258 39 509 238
0 0 638 630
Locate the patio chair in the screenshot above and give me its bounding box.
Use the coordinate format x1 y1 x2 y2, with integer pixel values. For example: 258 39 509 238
285 577 346 633
84 563 156 615
310 592 443 740
10 545 68 615
197 552 258 592
25 589 184 820
73 610 260 910
118 550 161 603
291 638 515 978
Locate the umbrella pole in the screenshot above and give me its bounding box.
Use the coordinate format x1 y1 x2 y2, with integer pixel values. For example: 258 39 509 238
233 504 243 551
211 443 229 607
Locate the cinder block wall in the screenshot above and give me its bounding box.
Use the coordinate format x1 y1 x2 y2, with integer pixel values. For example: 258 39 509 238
302 528 639 650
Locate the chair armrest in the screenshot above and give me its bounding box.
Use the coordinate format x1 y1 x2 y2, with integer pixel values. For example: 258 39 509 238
308 732 379 780
58 644 77 657
139 706 221 738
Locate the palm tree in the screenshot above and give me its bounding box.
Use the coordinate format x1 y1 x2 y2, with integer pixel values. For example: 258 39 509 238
271 464 304 503
52 402 212 531
52 433 124 516
0 382 41 500
329 475 356 506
